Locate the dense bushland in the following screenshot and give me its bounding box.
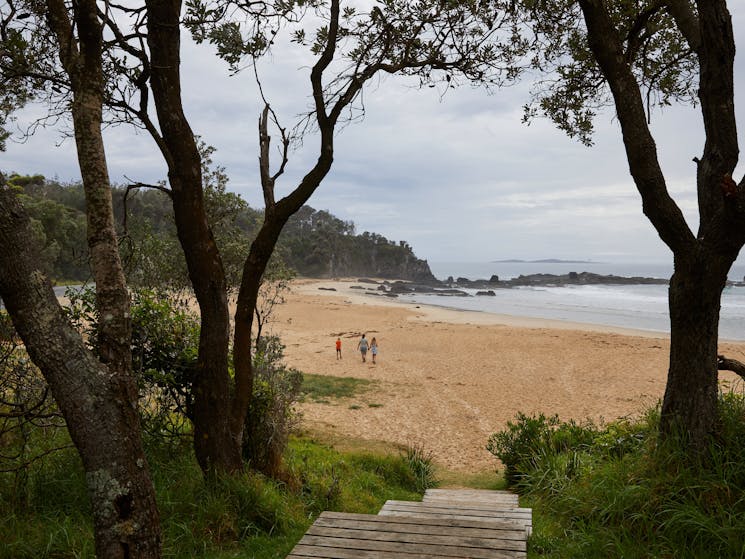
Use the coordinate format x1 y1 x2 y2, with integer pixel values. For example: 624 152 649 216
488 390 745 558
5 173 434 283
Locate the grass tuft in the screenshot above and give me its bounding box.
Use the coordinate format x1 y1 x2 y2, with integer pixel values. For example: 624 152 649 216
404 444 439 493
300 373 374 403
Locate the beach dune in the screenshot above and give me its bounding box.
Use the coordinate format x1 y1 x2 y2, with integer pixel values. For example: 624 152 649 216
274 279 745 473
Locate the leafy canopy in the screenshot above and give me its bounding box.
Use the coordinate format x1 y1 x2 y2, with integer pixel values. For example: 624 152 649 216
518 0 697 145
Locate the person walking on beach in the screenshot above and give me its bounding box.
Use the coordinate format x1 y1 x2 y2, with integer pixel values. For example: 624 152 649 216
370 337 378 364
357 334 369 363
335 337 342 360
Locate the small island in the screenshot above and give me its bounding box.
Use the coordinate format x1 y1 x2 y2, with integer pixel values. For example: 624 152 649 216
492 258 599 264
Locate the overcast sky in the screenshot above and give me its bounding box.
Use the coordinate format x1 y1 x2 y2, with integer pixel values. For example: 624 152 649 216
4 4 745 267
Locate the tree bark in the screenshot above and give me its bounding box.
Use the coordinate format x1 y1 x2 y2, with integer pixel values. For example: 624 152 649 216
39 1 163 554
662 254 731 446
145 0 241 474
0 183 161 559
46 0 132 380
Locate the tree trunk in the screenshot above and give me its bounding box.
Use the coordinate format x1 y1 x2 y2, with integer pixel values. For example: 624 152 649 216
661 252 731 449
0 184 161 559
145 0 241 474
38 1 163 554
231 219 286 446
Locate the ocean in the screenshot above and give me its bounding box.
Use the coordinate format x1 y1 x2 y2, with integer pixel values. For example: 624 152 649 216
403 261 745 341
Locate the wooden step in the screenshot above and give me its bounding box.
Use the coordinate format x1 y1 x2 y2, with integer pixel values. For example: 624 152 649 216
379 500 532 535
423 489 520 507
286 511 527 558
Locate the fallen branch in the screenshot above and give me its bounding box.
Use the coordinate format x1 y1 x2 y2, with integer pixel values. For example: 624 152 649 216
717 354 745 381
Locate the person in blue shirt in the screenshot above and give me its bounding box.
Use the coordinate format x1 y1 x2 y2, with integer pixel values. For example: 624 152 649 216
357 334 369 362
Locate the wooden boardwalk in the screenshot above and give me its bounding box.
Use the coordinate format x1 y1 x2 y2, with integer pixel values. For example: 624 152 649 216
287 489 530 558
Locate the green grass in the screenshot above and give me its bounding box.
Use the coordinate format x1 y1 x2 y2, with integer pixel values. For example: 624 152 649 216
0 433 432 559
487 391 745 558
300 373 374 403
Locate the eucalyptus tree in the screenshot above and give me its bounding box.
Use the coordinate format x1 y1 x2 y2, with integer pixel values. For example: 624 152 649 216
101 0 525 474
0 2 161 556
518 0 742 452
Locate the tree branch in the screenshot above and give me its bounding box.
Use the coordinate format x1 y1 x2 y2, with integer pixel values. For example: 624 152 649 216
717 354 745 381
0 387 50 418
625 2 663 63
665 0 701 51
121 180 172 233
310 0 340 133
578 0 694 254
258 103 276 209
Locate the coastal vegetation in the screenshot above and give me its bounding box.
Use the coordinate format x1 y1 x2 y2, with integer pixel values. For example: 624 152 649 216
0 295 436 557
4 173 435 284
488 389 745 557
300 373 375 403
0 430 431 559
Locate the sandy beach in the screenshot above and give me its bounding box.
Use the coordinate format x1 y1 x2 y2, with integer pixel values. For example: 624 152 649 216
272 279 745 473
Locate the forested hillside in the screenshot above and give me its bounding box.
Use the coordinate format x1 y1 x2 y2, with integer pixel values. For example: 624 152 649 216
7 174 435 283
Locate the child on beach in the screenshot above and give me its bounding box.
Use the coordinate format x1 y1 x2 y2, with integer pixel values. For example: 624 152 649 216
370 337 378 364
335 337 342 359
357 334 369 362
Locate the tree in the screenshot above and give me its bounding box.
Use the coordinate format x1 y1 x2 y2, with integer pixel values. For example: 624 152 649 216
151 0 522 474
519 0 742 452
1 1 162 554
88 0 524 475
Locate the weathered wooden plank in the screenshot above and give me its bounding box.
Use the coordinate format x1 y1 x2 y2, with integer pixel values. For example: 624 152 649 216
289 549 422 559
384 500 531 515
423 496 519 505
296 535 525 559
380 507 531 522
288 544 526 559
424 489 519 504
305 526 526 551
424 490 517 497
287 490 533 558
378 504 532 533
380 509 531 526
320 511 524 531
422 492 520 504
425 489 515 495
379 512 532 538
380 502 532 522
312 514 525 541
422 499 520 510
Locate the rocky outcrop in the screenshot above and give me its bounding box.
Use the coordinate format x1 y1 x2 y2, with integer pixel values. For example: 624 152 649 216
448 271 668 289
342 271 670 300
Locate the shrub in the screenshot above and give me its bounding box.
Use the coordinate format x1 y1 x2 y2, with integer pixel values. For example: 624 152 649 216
242 336 303 478
129 290 200 444
0 311 68 510
66 286 199 446
486 412 596 485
